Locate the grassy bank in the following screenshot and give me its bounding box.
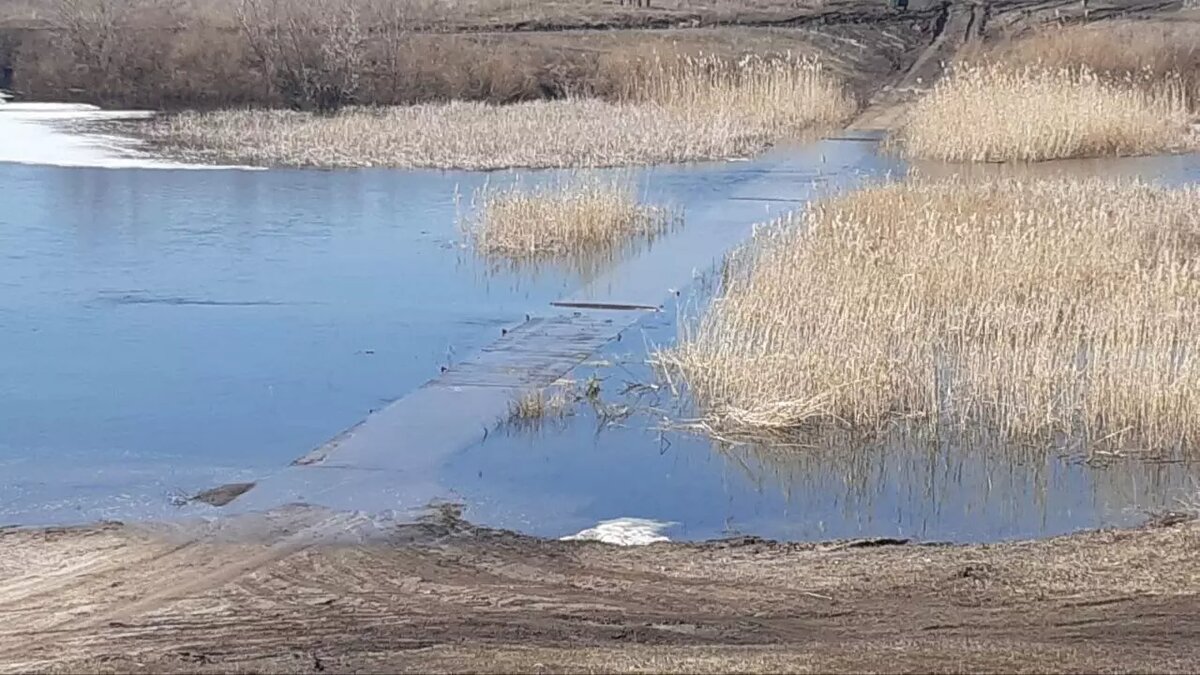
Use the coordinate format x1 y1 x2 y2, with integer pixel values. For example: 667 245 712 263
895 20 1199 162
144 56 855 169
895 62 1194 162
658 179 1200 454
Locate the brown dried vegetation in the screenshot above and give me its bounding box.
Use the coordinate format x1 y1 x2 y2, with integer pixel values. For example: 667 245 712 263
659 179 1200 456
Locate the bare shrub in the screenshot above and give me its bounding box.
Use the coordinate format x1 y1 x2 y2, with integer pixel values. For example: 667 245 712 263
657 179 1200 455
13 0 263 107
6 0 840 109
236 0 367 112
41 0 174 103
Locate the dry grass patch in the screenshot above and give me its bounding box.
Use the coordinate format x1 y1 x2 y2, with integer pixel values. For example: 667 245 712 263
965 20 1200 108
894 62 1195 162
508 388 572 422
462 174 676 274
657 178 1200 455
144 56 854 169
622 54 856 139
900 20 1200 163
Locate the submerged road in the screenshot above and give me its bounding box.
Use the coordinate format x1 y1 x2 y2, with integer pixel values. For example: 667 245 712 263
224 134 904 526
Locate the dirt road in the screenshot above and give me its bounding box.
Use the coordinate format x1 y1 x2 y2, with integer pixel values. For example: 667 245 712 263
1 507 1198 673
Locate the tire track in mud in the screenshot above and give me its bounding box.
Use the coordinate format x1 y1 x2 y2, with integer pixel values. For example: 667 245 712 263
0 536 192 613
90 512 374 628
0 511 376 668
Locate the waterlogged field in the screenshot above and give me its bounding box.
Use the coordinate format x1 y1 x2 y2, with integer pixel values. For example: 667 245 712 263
2 135 1200 535
0 138 877 527
446 306 1200 542
3 103 1200 542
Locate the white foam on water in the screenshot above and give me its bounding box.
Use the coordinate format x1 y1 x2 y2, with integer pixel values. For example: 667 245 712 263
561 517 675 546
0 100 258 170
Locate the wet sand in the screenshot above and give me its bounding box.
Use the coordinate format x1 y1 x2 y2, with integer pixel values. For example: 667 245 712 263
1 507 1198 673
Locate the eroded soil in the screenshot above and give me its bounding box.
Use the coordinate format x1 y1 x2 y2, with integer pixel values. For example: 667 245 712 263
1 507 1198 673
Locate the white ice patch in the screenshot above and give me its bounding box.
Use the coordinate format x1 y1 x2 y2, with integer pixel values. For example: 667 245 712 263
0 100 256 170
561 517 675 546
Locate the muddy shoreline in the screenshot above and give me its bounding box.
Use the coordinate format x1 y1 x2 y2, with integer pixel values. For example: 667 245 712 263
2 507 1198 673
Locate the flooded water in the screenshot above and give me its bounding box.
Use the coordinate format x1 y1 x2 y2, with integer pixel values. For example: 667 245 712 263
0 163 572 521
3 134 1200 542
446 304 1200 542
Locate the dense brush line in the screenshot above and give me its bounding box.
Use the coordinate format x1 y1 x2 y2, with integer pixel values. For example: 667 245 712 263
4 0 789 110
142 57 854 168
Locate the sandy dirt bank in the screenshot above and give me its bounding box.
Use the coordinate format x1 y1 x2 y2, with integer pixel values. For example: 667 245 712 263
1 507 1197 673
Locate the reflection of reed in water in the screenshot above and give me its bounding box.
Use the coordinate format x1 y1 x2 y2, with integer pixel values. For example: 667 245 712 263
711 424 1200 539
909 152 1200 185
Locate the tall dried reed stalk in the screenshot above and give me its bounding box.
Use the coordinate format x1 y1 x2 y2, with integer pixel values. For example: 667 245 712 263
962 20 1200 109
896 63 1195 162
145 55 854 169
657 179 1200 456
622 54 855 139
462 175 676 275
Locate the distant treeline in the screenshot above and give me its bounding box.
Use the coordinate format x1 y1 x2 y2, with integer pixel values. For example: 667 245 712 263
0 0 687 110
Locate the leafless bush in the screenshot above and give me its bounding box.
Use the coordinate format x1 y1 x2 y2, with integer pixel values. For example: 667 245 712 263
236 0 368 112
5 0 836 109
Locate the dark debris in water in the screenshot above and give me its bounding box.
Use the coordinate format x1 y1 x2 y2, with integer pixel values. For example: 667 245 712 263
191 482 257 507
96 292 294 307
1144 511 1197 529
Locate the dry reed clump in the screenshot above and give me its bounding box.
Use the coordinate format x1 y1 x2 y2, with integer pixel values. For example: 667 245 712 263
506 385 578 432
657 179 1200 455
462 175 675 272
508 388 572 421
144 56 854 169
962 21 1200 109
895 62 1196 162
621 54 856 141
